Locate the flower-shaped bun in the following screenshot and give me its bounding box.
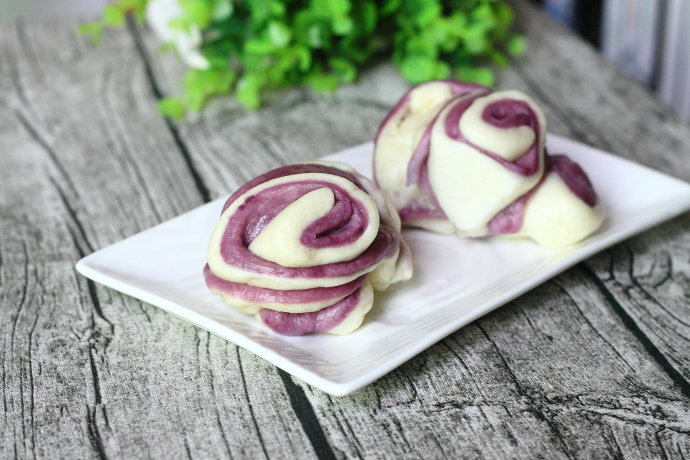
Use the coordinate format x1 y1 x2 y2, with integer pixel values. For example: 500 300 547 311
374 80 604 248
374 80 489 233
205 162 412 335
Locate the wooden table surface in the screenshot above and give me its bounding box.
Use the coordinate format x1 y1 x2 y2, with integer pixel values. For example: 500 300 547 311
2 1 690 458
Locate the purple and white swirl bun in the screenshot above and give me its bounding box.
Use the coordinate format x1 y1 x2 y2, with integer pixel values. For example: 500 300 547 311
374 80 604 248
487 154 604 248
205 162 412 335
374 80 489 233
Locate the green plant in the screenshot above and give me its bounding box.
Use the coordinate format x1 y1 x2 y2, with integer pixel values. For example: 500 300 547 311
81 0 525 118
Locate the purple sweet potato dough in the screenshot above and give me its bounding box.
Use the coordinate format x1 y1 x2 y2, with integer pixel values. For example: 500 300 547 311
204 265 365 305
373 79 488 145
443 97 542 176
400 91 543 227
372 81 490 224
301 196 367 248
223 163 366 213
234 180 369 249
374 81 489 210
373 78 603 247
549 154 598 207
487 154 599 235
205 161 413 335
259 289 362 336
219 179 399 280
487 193 532 235
483 99 535 128
487 176 544 235
405 96 458 187
398 196 446 222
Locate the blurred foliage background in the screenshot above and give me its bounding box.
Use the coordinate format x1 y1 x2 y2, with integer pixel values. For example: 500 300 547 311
81 0 524 117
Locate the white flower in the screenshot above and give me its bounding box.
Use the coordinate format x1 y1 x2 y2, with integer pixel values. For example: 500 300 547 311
146 0 210 69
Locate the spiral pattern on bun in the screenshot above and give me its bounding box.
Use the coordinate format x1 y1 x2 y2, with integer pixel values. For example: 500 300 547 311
205 162 412 335
374 80 489 233
374 80 604 248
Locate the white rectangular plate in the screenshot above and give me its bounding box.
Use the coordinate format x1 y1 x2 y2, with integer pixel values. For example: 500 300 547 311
76 134 690 396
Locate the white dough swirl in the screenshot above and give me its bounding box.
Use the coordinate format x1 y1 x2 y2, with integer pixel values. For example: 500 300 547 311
204 162 412 335
373 80 605 248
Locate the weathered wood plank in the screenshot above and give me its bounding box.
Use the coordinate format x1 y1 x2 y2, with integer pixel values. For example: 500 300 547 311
301 271 690 459
0 20 317 459
505 0 690 387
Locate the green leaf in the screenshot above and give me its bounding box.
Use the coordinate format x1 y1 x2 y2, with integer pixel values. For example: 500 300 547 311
205 54 231 69
158 98 184 120
494 2 515 28
470 3 497 31
158 41 177 54
307 22 331 49
399 0 441 28
181 68 237 109
416 2 441 27
332 15 354 35
293 10 314 46
122 0 148 23
446 11 467 32
114 0 145 13
268 21 292 48
83 0 521 114
244 38 276 55
329 57 356 83
178 0 212 28
211 0 233 21
489 50 509 66
237 75 264 109
210 69 237 92
294 46 312 72
248 0 272 24
340 36 371 63
406 32 437 59
355 1 377 34
167 17 192 32
269 1 286 16
507 34 527 56
266 65 287 87
399 55 436 83
77 22 103 46
433 61 451 79
185 89 206 111
457 66 495 86
463 27 489 55
380 0 402 16
311 0 351 19
307 72 340 92
103 5 125 27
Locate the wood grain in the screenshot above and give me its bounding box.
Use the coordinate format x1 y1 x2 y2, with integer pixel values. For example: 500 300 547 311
507 0 690 389
1 1 689 458
0 21 315 459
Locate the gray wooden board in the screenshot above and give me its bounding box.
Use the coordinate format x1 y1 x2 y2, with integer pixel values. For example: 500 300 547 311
1 0 689 458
